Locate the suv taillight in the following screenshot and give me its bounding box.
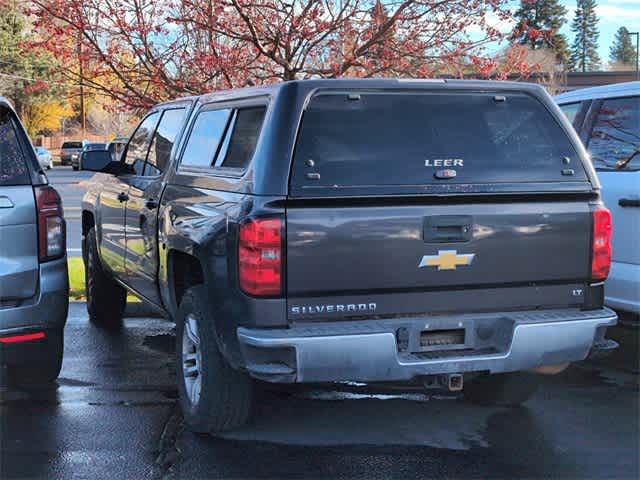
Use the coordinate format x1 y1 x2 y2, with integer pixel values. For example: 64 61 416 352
238 217 283 297
35 186 65 261
591 207 612 282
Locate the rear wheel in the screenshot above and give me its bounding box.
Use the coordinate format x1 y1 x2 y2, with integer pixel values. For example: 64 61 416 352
464 372 540 406
11 329 64 386
176 286 254 433
85 227 126 328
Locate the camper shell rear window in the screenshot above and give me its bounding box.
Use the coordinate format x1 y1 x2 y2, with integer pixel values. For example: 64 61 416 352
290 91 587 196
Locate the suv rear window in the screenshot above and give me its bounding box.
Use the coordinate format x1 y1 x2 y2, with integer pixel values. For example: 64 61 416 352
588 96 639 171
291 91 586 195
0 108 29 186
62 141 82 149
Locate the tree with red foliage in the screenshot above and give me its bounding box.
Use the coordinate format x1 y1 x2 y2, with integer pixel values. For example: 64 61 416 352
27 0 533 110
510 0 570 64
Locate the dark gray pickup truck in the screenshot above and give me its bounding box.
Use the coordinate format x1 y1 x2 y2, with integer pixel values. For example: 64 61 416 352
81 79 617 432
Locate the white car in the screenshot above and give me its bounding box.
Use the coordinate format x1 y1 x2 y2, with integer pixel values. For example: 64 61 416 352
34 146 53 170
556 82 639 316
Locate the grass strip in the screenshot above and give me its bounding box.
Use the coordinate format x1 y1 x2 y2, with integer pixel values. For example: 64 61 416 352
67 256 139 302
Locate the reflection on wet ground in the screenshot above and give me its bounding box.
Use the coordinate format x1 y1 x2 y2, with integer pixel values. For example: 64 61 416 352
170 365 638 479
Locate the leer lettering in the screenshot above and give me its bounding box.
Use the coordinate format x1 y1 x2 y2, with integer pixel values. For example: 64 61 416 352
425 158 464 167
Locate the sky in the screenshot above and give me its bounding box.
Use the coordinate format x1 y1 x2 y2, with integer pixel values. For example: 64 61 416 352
482 0 639 66
560 0 640 62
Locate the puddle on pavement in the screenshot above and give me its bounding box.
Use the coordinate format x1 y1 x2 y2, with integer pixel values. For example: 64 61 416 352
143 333 175 354
217 385 495 450
163 389 178 399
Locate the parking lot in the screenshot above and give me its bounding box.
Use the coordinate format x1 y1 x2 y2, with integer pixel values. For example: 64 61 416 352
0 166 637 479
1 301 638 479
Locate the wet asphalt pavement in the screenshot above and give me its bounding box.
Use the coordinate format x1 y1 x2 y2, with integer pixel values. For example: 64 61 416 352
0 304 175 479
1 303 638 479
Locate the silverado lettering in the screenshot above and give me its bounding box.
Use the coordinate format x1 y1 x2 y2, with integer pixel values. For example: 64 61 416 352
290 303 377 315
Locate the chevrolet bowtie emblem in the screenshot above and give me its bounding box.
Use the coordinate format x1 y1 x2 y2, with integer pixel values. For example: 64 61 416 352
419 250 475 270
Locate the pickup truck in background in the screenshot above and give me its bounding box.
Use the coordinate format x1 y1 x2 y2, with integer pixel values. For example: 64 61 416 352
81 79 617 433
60 140 85 168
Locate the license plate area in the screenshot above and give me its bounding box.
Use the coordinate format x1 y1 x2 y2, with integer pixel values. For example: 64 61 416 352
420 329 465 350
396 317 514 355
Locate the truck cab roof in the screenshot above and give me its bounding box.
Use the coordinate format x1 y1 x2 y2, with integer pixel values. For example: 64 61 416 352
160 78 549 107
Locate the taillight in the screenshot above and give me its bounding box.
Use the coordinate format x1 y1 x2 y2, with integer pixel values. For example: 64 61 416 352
35 186 65 261
591 207 612 282
238 217 283 297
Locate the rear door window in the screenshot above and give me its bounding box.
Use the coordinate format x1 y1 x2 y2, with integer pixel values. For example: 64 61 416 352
180 109 231 168
0 108 29 186
291 91 586 196
217 107 266 169
588 96 639 171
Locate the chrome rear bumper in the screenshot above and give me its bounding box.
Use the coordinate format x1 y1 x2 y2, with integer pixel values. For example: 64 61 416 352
237 308 617 383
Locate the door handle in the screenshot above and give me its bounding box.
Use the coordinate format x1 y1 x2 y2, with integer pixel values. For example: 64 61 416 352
117 192 129 202
618 198 640 208
145 198 158 210
0 196 14 208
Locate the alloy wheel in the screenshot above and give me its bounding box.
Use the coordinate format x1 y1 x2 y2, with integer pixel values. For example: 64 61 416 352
182 314 202 406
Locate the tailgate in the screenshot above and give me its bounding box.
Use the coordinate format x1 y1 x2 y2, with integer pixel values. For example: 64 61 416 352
285 88 594 321
286 200 591 318
0 186 38 301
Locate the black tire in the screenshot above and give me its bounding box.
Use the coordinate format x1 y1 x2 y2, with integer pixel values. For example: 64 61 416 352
176 285 253 433
85 227 126 327
72 166 78 171
11 329 64 386
464 372 540 406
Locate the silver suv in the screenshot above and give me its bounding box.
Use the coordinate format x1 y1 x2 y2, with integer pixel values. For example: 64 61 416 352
0 97 68 386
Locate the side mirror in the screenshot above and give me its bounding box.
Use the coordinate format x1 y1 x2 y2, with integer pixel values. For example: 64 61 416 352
82 150 122 174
